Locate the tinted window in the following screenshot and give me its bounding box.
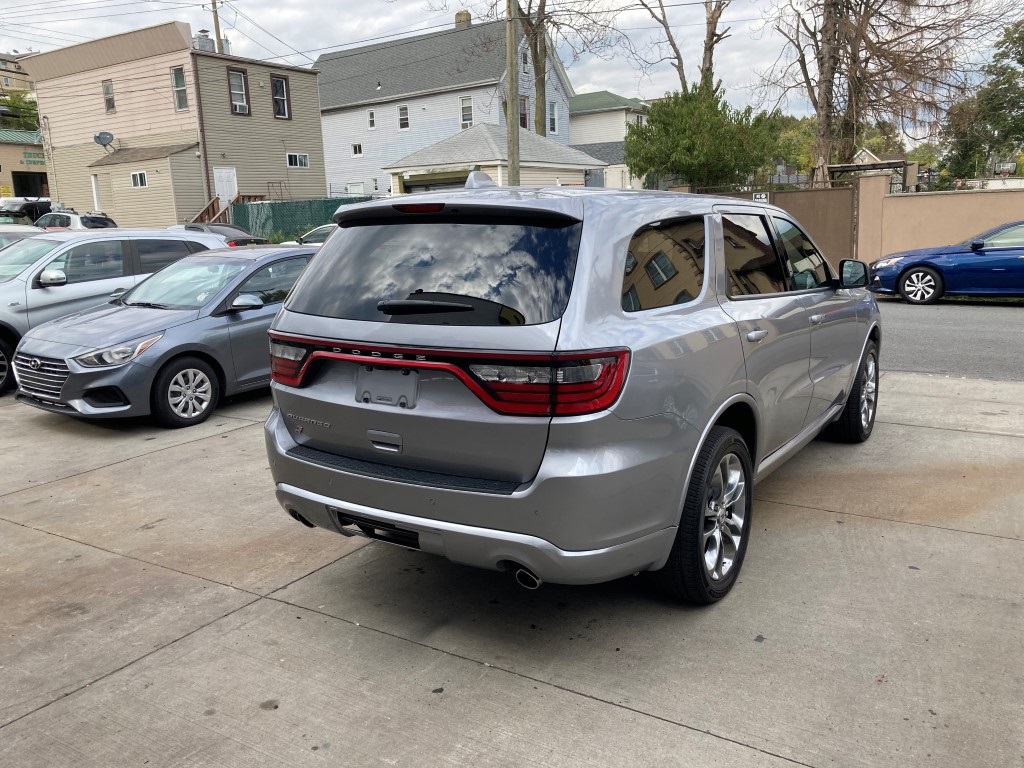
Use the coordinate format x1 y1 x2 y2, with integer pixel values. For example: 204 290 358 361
288 217 584 326
45 241 125 284
622 217 705 312
82 216 117 228
302 225 335 244
721 213 786 296
772 217 831 289
236 258 308 304
984 224 1024 248
137 239 193 273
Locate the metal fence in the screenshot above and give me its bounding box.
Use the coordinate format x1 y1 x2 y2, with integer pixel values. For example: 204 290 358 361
230 197 372 242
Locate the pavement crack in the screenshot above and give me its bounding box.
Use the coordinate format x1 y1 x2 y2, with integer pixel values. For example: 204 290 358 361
261 596 819 768
876 418 1024 440
752 497 1023 542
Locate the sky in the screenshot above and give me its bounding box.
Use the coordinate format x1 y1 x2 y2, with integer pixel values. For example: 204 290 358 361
0 0 795 111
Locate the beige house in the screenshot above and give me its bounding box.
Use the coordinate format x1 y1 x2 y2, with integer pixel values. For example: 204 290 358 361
568 91 648 189
27 22 326 226
0 54 34 94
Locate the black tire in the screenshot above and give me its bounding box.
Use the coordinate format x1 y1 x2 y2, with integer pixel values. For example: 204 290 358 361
650 426 753 604
151 356 220 428
898 266 943 304
824 340 879 444
0 338 12 394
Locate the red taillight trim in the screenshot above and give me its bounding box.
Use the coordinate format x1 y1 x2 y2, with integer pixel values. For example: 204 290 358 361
268 332 630 416
227 240 238 247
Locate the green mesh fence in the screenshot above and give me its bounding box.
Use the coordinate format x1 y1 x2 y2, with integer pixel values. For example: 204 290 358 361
230 197 372 242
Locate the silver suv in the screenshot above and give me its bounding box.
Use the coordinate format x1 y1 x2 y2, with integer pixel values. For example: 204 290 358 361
0 229 226 391
265 180 881 603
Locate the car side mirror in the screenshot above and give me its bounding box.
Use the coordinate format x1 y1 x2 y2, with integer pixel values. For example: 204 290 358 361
970 240 984 251
38 269 67 287
838 259 868 289
110 287 128 297
230 293 264 311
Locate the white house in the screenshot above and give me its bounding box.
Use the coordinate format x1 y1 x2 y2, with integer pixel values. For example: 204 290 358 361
568 90 648 189
315 11 575 196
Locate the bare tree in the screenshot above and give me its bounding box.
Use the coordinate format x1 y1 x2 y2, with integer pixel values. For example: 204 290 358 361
632 0 732 93
761 0 1024 167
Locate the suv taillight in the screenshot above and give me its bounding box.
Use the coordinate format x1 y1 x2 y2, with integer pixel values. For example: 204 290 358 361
269 335 630 416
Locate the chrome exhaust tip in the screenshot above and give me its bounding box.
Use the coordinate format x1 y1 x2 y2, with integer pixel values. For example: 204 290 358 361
514 567 542 590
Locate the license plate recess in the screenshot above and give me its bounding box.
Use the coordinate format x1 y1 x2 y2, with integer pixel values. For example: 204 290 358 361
355 365 419 409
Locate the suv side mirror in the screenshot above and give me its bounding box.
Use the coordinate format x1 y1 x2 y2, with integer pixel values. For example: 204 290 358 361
230 293 264 311
838 259 868 289
38 269 67 287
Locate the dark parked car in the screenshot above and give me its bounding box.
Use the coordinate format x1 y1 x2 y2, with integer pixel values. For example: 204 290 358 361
172 223 269 246
0 199 51 222
14 246 314 427
869 220 1024 304
263 175 880 604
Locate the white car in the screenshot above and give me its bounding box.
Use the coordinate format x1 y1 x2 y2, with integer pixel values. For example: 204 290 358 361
0 224 45 249
280 223 336 246
35 211 118 230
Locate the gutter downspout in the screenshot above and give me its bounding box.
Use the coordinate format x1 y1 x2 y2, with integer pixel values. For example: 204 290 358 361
190 51 213 207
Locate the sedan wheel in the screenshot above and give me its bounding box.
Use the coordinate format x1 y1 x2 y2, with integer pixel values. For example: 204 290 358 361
898 266 943 304
702 453 747 582
152 356 220 428
0 339 11 393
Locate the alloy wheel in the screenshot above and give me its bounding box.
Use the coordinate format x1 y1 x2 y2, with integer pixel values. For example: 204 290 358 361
903 271 936 302
702 453 747 581
860 354 878 431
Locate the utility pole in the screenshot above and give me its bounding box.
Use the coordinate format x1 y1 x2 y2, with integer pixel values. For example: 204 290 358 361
505 0 520 186
211 0 224 54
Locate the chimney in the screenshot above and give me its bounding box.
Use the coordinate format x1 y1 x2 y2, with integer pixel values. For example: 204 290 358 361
455 10 472 30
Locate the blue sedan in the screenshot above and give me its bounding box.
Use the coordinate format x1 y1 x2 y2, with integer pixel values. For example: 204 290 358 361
868 221 1024 304
13 246 315 427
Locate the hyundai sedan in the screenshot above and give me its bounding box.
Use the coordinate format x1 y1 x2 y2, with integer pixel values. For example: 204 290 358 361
14 246 314 427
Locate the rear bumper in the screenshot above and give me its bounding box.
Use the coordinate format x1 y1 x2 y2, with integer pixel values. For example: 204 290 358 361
265 406 690 584
274 482 676 585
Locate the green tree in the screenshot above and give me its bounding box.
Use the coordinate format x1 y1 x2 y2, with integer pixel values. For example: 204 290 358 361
774 115 817 172
0 91 39 130
624 90 781 189
907 142 940 170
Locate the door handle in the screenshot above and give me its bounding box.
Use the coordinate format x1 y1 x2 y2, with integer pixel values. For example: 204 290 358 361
746 329 768 343
809 314 824 325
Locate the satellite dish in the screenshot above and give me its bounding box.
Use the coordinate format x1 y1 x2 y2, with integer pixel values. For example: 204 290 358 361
94 132 114 147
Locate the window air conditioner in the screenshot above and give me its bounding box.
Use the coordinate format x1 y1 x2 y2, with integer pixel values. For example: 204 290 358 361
233 103 249 115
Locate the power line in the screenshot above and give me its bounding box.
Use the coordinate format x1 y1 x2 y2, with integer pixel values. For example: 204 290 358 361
220 1 315 64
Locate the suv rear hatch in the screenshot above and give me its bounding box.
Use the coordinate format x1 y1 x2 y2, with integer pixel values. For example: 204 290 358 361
270 200 626 486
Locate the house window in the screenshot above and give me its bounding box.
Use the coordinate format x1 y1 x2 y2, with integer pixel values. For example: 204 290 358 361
1 77 9 88
547 101 557 134
286 153 310 168
519 96 528 129
622 285 640 313
367 110 375 129
227 69 250 115
460 95 473 129
521 50 529 73
271 75 290 119
170 67 188 111
348 182 365 194
102 80 115 112
645 251 678 288
131 171 148 188
398 105 410 130
352 144 362 157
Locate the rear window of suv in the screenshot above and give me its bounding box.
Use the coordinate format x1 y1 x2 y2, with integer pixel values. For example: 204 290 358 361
287 215 584 326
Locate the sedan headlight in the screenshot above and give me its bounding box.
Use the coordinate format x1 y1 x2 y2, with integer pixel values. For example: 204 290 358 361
74 334 164 368
873 257 905 269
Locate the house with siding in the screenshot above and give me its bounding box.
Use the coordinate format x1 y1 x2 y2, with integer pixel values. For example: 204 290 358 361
27 22 326 227
315 11 575 195
569 90 648 189
0 54 34 94
383 124 605 193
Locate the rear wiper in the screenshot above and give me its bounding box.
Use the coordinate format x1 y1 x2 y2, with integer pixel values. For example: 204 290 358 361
125 301 173 309
377 299 474 315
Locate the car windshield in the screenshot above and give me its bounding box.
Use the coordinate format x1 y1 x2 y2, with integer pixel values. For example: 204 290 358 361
0 237 62 283
122 254 249 309
0 232 33 249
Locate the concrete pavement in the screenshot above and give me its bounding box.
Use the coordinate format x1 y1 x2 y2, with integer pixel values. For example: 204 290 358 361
0 373 1021 767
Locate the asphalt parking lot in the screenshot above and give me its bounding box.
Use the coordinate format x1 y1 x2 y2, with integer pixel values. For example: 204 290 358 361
1 371 1022 767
